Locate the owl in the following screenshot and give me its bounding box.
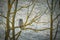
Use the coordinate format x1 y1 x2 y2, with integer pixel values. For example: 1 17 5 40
19 19 23 28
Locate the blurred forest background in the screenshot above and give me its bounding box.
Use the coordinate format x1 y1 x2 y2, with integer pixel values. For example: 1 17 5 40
0 0 60 40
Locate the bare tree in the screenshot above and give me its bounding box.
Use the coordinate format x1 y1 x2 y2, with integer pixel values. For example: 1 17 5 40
47 0 60 40
1 0 60 40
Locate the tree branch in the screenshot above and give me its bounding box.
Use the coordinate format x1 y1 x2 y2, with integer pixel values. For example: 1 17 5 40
0 14 7 18
23 28 55 32
53 14 60 21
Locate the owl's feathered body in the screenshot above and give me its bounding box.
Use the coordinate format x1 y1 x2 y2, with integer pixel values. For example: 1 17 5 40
19 19 23 28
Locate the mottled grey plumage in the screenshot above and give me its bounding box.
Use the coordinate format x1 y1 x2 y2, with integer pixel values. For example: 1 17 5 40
19 19 23 28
